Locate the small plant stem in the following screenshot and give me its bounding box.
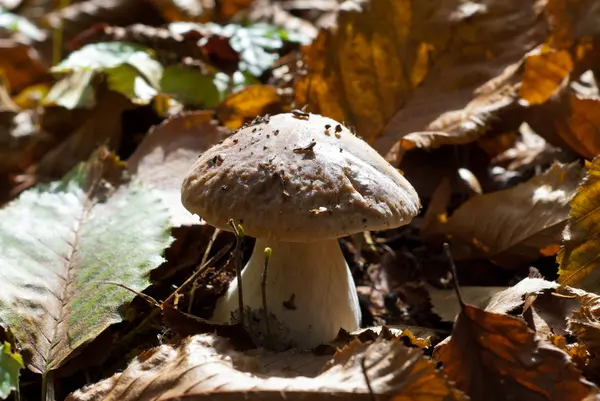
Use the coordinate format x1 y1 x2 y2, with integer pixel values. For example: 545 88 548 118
188 228 221 313
360 356 377 401
228 219 245 327
443 242 465 308
261 247 272 341
52 0 70 65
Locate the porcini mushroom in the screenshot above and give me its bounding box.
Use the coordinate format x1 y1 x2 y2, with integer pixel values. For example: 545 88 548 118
181 112 420 349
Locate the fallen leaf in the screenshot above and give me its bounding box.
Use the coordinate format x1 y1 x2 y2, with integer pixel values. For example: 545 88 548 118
438 162 583 266
569 292 600 359
0 342 23 399
554 93 600 159
491 122 573 173
426 284 509 322
216 85 283 129
0 39 48 93
295 0 548 157
558 157 600 291
35 86 135 179
484 277 558 316
127 110 230 226
66 333 465 401
50 42 163 106
518 47 573 106
435 301 596 400
0 148 173 374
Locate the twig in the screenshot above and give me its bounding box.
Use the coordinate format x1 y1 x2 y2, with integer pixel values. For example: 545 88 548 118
188 228 221 313
261 247 272 341
361 357 377 401
93 280 161 308
116 243 231 349
443 243 464 308
228 219 246 326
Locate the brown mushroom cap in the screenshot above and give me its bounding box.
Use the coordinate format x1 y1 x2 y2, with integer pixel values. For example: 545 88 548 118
181 112 420 242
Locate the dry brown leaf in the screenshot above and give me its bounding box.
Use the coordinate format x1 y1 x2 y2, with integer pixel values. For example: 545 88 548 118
491 123 573 173
435 301 596 401
296 0 548 158
66 333 465 401
34 87 135 179
127 110 230 226
436 162 582 266
426 284 509 322
518 47 573 106
0 39 48 93
216 85 284 130
569 292 600 359
554 93 600 159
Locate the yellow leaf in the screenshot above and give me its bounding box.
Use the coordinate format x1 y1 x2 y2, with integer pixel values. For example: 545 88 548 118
216 85 283 130
558 157 600 290
518 47 573 106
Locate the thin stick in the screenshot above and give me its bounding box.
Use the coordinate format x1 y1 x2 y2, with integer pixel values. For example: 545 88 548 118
188 228 221 313
443 243 464 307
228 219 246 326
93 280 161 308
117 243 231 348
361 357 377 401
261 247 272 341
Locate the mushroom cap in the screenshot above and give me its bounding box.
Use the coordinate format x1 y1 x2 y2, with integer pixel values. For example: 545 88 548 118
181 112 420 242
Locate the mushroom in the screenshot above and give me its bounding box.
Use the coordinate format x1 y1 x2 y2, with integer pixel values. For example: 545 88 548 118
181 112 420 349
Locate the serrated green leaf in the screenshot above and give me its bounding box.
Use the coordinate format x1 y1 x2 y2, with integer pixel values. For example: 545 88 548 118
169 22 311 78
0 342 23 400
0 150 173 374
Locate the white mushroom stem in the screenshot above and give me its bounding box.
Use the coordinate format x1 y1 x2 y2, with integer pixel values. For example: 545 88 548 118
211 238 361 349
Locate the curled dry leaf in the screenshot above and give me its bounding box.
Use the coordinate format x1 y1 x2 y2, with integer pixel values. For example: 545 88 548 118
0 148 173 374
66 333 466 401
518 47 573 106
431 162 582 266
569 291 600 359
559 156 600 291
216 85 283 129
127 110 230 226
295 0 548 158
434 301 596 401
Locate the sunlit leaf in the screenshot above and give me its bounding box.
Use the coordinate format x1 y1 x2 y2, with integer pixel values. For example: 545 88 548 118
0 149 173 373
558 157 600 291
66 333 466 401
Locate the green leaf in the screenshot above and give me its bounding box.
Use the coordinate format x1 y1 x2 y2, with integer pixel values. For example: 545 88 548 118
49 43 163 106
43 70 96 109
169 22 311 78
0 342 23 400
0 9 46 41
106 64 158 104
160 65 220 107
0 149 173 374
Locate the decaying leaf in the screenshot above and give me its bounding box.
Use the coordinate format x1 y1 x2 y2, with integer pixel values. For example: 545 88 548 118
0 148 173 374
559 157 600 291
518 47 573 106
127 110 230 226
216 85 283 129
35 87 135 179
0 39 48 93
0 342 23 399
435 301 596 401
555 93 600 160
296 0 548 158
66 333 465 401
438 162 582 266
569 292 600 359
426 284 509 322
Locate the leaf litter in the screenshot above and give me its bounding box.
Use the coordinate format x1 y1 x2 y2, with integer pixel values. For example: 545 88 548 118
4 0 600 400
